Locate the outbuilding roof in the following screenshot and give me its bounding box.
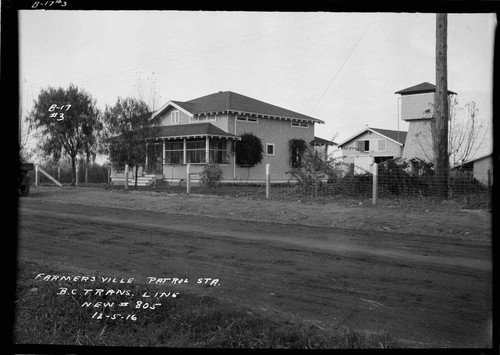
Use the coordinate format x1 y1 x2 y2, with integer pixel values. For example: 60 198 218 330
311 137 337 146
395 82 457 96
338 127 407 147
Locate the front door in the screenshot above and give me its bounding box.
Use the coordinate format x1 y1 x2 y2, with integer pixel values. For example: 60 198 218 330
147 142 163 174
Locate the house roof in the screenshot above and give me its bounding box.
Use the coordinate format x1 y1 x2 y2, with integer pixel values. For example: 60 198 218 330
311 137 338 146
395 82 457 96
153 91 324 123
338 127 407 147
148 123 240 140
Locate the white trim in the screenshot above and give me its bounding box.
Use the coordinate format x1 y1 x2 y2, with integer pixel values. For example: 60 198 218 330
228 109 324 124
338 127 405 147
266 143 275 156
152 101 194 120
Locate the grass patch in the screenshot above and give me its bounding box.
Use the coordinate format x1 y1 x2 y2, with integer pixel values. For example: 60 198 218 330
14 260 398 348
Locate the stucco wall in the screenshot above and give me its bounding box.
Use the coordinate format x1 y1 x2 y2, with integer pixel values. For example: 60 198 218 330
400 93 434 121
402 119 434 161
341 131 403 165
231 114 315 181
156 109 316 181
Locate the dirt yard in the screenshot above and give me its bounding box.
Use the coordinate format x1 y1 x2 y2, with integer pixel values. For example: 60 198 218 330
16 186 492 348
21 185 492 241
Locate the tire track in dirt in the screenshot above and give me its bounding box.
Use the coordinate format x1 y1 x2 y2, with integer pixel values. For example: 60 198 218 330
17 199 492 348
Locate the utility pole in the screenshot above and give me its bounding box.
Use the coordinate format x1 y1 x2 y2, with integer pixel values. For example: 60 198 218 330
433 13 449 201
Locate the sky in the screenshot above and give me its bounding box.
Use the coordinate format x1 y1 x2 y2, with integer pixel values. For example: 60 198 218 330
19 11 496 159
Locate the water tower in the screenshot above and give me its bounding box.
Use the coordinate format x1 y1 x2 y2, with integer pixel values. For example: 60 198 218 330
395 82 456 162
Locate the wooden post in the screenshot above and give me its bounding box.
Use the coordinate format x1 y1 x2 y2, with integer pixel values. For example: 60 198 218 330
266 163 270 199
85 165 88 184
124 164 129 190
186 163 191 194
35 164 39 186
183 138 187 165
372 163 378 205
75 164 79 186
205 136 210 164
433 13 449 201
108 167 111 184
58 166 61 181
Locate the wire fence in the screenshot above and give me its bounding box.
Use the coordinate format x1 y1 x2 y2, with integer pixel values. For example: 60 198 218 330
29 159 491 209
28 162 111 185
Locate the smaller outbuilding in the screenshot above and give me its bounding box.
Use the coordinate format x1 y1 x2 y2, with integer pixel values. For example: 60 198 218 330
338 127 407 173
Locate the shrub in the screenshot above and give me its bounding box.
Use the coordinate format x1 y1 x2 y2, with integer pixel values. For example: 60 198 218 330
199 164 224 192
234 133 264 167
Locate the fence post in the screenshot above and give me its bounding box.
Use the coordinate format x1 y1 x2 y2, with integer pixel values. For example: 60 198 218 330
108 167 111 184
266 163 270 199
35 164 39 186
75 164 79 186
186 164 191 194
85 165 88 184
372 163 378 205
58 166 61 181
124 164 129 190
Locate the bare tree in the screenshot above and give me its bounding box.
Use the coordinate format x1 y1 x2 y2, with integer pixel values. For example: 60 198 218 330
413 98 488 174
134 72 161 113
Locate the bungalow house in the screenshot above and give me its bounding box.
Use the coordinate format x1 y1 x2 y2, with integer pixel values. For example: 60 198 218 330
337 127 407 173
141 91 328 182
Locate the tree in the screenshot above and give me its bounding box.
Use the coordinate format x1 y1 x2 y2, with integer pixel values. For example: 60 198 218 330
27 85 102 185
103 97 159 188
414 98 488 175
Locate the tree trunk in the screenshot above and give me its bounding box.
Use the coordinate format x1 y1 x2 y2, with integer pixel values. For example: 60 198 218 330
71 156 77 186
134 164 138 189
433 13 449 201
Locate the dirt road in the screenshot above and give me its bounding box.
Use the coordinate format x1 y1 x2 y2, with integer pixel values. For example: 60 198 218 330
17 191 492 348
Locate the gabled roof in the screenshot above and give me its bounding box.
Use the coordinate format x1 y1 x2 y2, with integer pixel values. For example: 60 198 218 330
311 137 338 146
148 123 240 140
369 127 407 144
395 82 457 96
153 91 324 123
338 127 407 147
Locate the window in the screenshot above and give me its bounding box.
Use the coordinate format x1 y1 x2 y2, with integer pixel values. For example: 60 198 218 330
237 116 257 123
208 114 217 122
186 140 206 164
355 140 370 152
164 142 183 164
266 143 274 156
171 110 180 124
291 120 309 128
209 139 229 164
377 139 386 152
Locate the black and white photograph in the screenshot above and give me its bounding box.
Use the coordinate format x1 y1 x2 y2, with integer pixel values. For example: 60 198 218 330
10 0 496 350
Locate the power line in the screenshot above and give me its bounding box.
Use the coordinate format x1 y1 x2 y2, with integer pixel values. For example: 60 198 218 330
309 13 377 115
